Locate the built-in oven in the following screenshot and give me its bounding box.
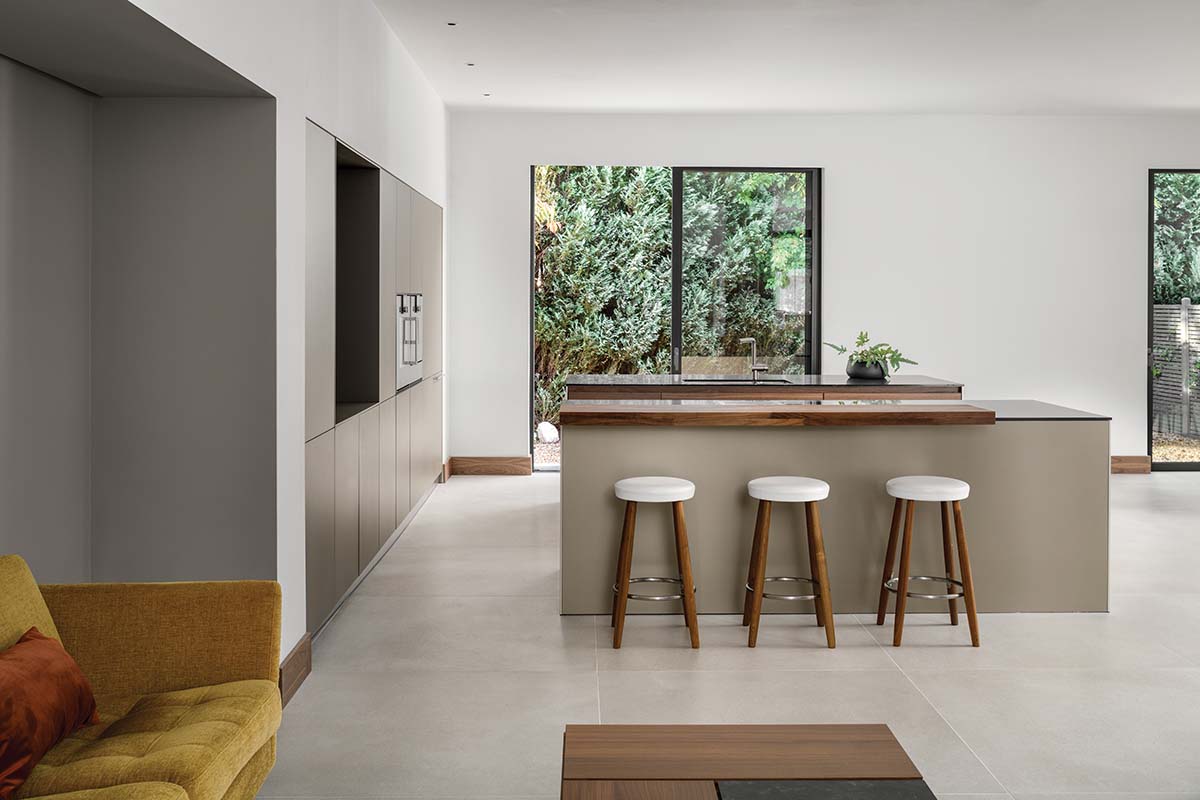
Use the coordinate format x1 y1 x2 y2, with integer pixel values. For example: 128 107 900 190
396 293 423 390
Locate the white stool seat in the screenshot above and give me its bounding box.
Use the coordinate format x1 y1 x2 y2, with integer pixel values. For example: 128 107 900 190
614 476 695 503
886 475 970 502
748 476 830 503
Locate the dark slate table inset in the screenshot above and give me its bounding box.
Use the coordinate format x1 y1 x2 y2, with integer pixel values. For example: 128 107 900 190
717 780 937 800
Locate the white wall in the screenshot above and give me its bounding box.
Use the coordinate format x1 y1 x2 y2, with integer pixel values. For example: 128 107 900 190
448 110 1200 460
130 0 446 654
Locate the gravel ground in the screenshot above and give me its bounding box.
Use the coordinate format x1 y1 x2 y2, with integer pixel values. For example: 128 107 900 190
534 441 561 467
1153 432 1200 462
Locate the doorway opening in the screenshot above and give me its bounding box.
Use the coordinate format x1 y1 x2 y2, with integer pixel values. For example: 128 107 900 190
1150 169 1200 468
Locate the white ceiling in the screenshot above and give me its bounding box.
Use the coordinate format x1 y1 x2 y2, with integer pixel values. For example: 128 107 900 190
373 0 1200 113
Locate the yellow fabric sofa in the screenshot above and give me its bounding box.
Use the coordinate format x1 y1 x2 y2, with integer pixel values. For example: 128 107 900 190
0 555 282 800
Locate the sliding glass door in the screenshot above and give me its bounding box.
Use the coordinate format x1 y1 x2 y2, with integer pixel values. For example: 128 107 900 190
675 168 819 375
531 165 821 468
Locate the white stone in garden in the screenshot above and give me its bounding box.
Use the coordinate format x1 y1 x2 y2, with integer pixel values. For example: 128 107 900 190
537 421 560 443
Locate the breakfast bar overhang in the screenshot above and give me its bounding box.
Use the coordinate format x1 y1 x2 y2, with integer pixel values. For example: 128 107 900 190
559 399 1110 615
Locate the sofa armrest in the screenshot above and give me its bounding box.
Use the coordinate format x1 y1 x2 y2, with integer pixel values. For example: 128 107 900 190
38 580 280 698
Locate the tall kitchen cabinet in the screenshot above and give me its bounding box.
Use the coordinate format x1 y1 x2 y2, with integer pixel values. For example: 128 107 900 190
304 122 444 635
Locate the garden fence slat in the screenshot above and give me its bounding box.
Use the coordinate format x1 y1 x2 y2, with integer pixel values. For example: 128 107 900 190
1153 302 1200 438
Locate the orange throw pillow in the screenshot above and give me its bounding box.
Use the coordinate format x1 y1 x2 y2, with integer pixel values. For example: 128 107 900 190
0 627 99 799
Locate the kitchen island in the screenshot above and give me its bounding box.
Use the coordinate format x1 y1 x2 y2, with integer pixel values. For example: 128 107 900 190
559 399 1109 615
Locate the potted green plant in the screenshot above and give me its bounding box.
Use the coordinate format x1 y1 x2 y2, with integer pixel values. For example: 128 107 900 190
824 331 917 381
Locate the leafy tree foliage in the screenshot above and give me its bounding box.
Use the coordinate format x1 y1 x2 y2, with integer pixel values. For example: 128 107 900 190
533 166 672 424
1154 172 1200 304
681 171 808 371
533 166 811 425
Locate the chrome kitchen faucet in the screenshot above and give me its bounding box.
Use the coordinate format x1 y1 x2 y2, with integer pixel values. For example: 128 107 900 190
739 337 770 382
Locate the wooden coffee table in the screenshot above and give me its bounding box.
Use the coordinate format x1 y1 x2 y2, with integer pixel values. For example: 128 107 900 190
561 724 930 799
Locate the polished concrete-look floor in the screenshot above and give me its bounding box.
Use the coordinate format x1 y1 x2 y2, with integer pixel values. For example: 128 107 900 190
259 472 1200 800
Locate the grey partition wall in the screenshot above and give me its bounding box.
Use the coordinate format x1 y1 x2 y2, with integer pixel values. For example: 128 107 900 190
0 1 279 588
90 97 277 582
0 56 93 582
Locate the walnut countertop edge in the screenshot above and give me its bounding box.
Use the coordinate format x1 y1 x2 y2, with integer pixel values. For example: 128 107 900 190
559 400 998 427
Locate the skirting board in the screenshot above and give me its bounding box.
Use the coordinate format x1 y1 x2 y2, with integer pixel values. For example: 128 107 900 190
279 632 311 708
1111 455 1151 474
448 455 532 476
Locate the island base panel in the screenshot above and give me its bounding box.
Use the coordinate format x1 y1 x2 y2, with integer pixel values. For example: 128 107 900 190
561 421 1108 614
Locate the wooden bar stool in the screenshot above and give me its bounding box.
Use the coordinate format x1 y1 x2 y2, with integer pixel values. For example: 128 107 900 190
610 476 700 649
876 475 980 647
742 476 835 649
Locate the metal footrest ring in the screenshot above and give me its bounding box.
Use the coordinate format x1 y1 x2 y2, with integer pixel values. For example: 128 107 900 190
747 575 819 601
884 575 964 601
614 576 698 602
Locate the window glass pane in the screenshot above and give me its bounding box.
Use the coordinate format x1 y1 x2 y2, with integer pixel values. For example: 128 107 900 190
680 169 812 375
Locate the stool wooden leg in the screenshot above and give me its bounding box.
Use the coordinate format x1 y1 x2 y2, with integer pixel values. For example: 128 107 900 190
612 501 637 630
892 500 916 647
671 501 700 649
742 500 768 626
876 498 903 625
952 500 980 647
805 509 826 629
612 501 637 648
747 500 772 648
940 501 960 626
806 501 836 649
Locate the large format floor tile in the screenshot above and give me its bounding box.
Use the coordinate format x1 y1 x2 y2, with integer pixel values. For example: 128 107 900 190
858 611 1191 670
396 475 560 549
1106 592 1200 666
359 543 559 597
597 614 897 671
908 667 1200 794
264 472 1200 798
597 669 1003 795
313 594 596 673
259 669 598 798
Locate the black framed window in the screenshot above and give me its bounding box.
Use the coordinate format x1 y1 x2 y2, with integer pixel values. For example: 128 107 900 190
672 167 821 375
531 165 823 467
1149 169 1200 470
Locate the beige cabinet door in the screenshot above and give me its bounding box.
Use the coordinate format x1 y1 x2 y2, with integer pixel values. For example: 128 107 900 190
395 180 414 293
395 387 412 520
430 373 444 480
412 193 442 378
379 394 397 546
358 404 380 572
334 415 360 597
408 378 429 504
423 199 443 377
305 429 336 632
379 177 397 398
305 122 336 440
